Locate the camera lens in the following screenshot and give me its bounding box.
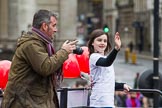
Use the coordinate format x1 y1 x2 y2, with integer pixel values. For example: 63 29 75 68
73 47 83 55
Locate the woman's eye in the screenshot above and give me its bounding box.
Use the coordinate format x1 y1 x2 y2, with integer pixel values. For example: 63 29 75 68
97 39 102 42
104 40 107 43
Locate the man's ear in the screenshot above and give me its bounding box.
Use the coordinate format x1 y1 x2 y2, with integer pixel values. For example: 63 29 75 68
41 22 48 31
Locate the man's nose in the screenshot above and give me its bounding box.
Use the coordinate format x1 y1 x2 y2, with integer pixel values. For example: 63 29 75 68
54 28 58 32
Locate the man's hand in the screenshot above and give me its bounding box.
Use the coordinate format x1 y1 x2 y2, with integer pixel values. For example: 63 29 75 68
61 40 78 53
123 84 131 93
114 32 121 51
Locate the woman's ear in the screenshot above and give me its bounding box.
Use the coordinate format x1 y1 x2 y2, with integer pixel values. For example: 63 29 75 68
92 42 94 46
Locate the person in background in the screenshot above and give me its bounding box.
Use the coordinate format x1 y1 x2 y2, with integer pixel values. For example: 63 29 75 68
133 72 140 89
126 92 141 107
72 79 88 88
115 91 127 107
128 41 134 53
133 72 149 108
87 29 131 107
1 9 78 108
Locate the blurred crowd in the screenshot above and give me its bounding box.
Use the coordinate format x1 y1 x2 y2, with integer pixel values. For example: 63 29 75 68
114 72 150 108
114 91 150 107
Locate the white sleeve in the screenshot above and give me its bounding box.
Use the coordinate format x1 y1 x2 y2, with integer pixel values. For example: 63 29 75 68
89 53 102 66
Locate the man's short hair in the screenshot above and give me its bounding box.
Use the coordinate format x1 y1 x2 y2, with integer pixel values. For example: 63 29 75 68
32 9 57 29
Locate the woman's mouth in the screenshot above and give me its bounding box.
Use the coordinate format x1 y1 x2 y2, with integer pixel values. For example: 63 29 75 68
99 46 105 49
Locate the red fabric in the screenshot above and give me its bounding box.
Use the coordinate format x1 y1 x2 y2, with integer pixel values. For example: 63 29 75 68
131 98 136 107
0 60 11 89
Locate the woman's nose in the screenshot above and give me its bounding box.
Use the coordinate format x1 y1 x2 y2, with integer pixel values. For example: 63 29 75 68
101 41 105 44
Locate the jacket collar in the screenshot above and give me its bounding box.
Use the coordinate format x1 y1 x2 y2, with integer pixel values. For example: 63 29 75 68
32 27 55 56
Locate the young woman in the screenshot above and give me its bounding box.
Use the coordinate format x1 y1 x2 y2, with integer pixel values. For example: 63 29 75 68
88 29 130 107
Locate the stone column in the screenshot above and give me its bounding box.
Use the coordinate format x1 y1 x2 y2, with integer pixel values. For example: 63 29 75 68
0 0 8 47
57 0 77 49
17 0 36 33
8 0 19 41
7 0 36 49
8 0 36 40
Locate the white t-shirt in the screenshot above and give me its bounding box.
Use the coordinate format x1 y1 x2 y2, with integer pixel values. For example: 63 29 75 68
89 53 115 107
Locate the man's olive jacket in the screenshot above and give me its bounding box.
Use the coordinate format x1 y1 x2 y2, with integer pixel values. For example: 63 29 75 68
1 32 69 108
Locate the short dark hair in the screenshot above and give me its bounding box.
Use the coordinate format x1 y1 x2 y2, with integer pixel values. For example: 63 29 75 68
32 9 57 29
87 29 112 55
75 79 87 87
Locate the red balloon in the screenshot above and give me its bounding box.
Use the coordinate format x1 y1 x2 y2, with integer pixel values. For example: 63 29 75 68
0 60 11 90
63 54 80 78
75 46 90 74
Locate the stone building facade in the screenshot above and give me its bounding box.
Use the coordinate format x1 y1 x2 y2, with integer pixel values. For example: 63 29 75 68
0 0 162 55
104 0 162 55
0 0 77 50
